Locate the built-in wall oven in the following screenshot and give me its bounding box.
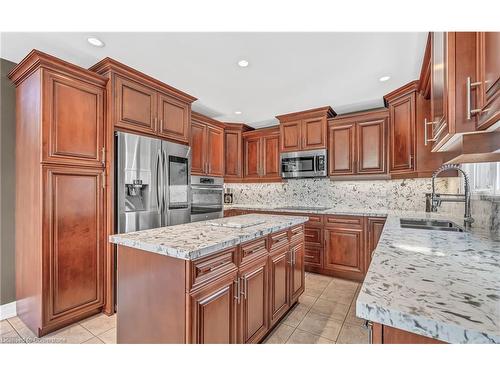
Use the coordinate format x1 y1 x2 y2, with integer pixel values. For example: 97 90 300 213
190 176 224 222
280 149 327 178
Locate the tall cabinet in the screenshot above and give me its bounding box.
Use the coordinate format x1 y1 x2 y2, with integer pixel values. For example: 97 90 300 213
9 50 108 336
190 112 225 177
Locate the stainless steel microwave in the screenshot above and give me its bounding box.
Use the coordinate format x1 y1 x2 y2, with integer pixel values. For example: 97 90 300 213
280 149 328 178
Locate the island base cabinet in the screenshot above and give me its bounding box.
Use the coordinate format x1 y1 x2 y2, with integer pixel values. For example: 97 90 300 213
269 246 290 326
290 241 305 304
370 322 444 344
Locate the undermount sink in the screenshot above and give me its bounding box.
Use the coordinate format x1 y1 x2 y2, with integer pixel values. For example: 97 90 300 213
400 218 464 232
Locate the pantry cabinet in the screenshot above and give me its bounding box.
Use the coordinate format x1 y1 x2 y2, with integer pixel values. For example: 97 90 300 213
9 50 108 336
190 112 225 177
277 106 336 153
328 109 389 178
243 127 281 181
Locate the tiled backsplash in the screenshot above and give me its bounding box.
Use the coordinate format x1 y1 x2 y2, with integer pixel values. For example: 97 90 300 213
225 177 499 232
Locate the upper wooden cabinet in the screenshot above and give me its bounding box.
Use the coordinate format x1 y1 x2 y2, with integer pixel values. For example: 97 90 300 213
190 112 225 177
89 57 196 144
223 123 253 182
328 109 389 178
243 127 281 182
277 106 336 152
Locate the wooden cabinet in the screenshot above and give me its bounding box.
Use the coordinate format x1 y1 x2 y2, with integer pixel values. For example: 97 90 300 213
289 241 305 304
370 322 444 344
277 106 336 153
366 217 386 267
243 127 281 181
9 50 108 336
190 112 225 177
328 109 389 178
269 245 290 325
224 123 252 182
90 57 196 144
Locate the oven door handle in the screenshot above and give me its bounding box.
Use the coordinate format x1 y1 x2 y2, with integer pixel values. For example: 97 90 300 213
191 186 224 191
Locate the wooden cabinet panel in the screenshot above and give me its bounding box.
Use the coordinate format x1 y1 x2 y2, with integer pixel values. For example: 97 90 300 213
114 75 157 135
269 248 290 325
430 32 447 142
389 93 415 173
366 217 386 268
244 136 261 178
302 116 327 150
42 70 104 167
206 125 224 176
304 246 322 267
44 166 104 322
304 227 322 246
357 118 387 174
190 121 206 175
329 124 355 175
372 323 444 344
290 241 305 304
224 129 242 179
324 227 364 281
280 120 302 152
158 93 189 143
262 133 280 179
190 274 238 344
240 257 269 343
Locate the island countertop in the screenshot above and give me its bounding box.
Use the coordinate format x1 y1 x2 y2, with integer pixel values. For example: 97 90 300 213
109 213 308 260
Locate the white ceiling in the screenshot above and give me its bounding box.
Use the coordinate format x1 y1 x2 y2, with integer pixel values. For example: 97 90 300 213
0 32 427 128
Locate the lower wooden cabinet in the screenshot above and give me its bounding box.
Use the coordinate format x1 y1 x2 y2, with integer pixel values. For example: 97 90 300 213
370 322 444 344
367 217 386 264
269 245 290 325
324 226 365 282
290 241 305 303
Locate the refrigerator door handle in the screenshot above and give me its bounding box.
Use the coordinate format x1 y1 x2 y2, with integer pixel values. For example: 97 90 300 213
156 148 163 215
162 149 168 215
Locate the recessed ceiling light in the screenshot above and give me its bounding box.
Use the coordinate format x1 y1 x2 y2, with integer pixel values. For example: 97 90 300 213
234 111 242 115
87 37 105 48
237 60 249 68
379 76 391 82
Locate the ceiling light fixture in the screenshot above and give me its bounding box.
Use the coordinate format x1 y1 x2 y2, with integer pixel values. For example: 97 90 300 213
237 60 249 68
379 76 391 82
235 111 242 115
87 37 105 48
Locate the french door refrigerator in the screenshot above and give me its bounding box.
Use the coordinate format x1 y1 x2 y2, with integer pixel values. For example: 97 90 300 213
115 131 191 234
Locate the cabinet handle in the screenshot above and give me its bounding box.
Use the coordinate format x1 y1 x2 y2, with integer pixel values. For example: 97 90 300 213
101 171 106 189
466 77 482 120
101 147 106 166
160 119 163 129
240 277 246 299
154 117 157 129
287 251 293 265
365 321 373 344
423 118 438 146
234 278 241 304
409 155 413 169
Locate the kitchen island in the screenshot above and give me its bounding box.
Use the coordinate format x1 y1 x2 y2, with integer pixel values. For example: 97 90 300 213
109 214 308 343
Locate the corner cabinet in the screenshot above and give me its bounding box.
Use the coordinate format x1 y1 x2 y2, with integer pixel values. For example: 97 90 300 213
89 58 196 144
277 106 336 153
9 50 108 336
328 109 389 178
190 112 225 177
243 127 281 182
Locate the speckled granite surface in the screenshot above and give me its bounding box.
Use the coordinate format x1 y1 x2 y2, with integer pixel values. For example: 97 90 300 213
355 211 500 344
109 214 308 260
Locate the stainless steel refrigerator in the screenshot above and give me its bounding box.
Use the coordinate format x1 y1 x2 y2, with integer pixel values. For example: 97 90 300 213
116 131 191 234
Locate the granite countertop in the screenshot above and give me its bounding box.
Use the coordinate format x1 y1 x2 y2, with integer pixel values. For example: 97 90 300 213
355 211 500 344
224 204 389 217
109 214 308 260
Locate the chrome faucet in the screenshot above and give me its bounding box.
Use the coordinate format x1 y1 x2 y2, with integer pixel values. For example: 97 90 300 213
428 164 474 229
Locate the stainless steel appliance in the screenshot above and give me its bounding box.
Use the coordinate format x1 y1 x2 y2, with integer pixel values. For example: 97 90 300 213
190 176 224 222
280 149 327 178
116 131 191 234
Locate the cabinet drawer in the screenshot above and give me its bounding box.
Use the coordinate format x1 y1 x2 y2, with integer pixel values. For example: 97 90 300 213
290 225 305 244
306 214 323 225
325 215 364 228
269 229 290 252
304 247 322 267
304 226 323 246
240 237 268 265
191 247 238 290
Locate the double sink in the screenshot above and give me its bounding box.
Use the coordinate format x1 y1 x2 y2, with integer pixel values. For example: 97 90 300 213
400 218 464 232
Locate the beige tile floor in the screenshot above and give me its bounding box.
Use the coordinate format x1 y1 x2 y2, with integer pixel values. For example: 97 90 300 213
0 273 367 344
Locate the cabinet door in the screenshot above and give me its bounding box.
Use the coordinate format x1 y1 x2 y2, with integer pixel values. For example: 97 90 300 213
262 133 280 179
42 70 105 167
239 257 269 344
366 217 386 268
475 32 500 130
206 125 224 177
114 75 157 135
269 248 290 325
328 124 355 176
190 274 238 344
389 93 415 173
430 32 448 143
280 120 302 152
190 121 206 175
357 118 387 175
302 116 327 150
244 136 261 178
289 242 305 304
157 93 190 143
224 129 242 179
324 227 364 281
43 166 104 324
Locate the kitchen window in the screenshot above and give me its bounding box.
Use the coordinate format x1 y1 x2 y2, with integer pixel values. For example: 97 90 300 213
461 162 500 196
